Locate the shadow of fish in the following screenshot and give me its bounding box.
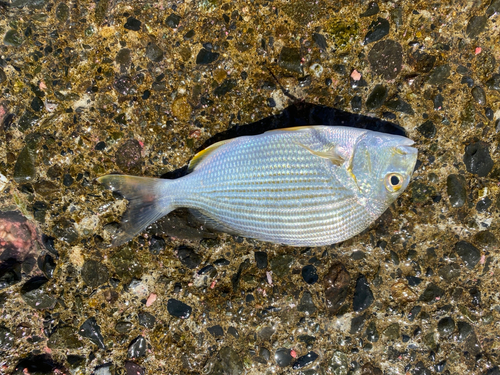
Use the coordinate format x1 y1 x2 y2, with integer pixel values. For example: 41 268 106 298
98 125 417 247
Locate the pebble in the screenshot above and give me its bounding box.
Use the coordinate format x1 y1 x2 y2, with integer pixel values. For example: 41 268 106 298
146 43 164 62
363 18 390 45
20 276 57 309
302 265 318 284
312 33 327 50
350 312 368 334
47 326 82 349
81 259 109 288
437 317 455 336
368 40 403 80
37 254 56 279
115 321 133 334
116 139 142 174
427 65 451 85
3 30 23 47
486 74 500 92
351 96 362 112
476 197 492 213
149 236 165 255
417 120 436 139
410 51 436 73
328 351 349 374
79 317 106 349
383 323 400 340
55 3 69 22
365 321 379 342
438 263 460 282
323 262 350 314
419 283 444 303
125 361 145 375
360 2 379 17
413 361 431 375
165 13 181 28
255 251 268 269
298 291 317 314
124 17 142 31
207 325 224 338
433 94 444 110
463 141 494 177
292 351 319 369
471 86 486 105
473 230 498 250
275 348 293 367
0 260 22 289
177 246 202 269
455 241 480 269
0 68 6 84
366 84 388 110
13 145 36 183
258 326 275 341
456 321 473 342
128 335 147 358
13 354 66 375
196 48 220 64
362 363 383 375
353 275 374 312
466 15 487 38
279 47 302 74
167 298 192 318
446 174 467 208
270 254 293 278
138 312 156 329
384 98 414 114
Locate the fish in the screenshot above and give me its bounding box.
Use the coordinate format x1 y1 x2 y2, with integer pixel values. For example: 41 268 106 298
98 125 418 247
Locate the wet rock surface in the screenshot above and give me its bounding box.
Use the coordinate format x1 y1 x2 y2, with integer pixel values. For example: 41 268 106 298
0 0 499 373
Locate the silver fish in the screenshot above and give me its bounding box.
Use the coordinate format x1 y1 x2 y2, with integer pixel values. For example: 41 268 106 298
98 126 418 247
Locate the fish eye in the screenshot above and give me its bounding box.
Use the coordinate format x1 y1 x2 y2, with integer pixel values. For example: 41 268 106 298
385 173 404 192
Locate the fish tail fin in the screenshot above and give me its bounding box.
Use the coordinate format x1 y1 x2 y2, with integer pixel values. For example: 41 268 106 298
97 175 177 247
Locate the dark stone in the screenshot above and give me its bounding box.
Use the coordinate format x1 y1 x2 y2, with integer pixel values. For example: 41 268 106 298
214 79 236 97
360 2 379 17
476 197 492 212
323 262 350 314
416 120 436 139
47 326 82 349
466 15 487 38
275 348 293 367
438 263 461 282
255 251 268 269
368 40 403 80
487 0 500 17
0 259 22 290
145 43 164 62
214 258 230 266
312 33 327 50
258 326 275 341
196 48 220 64
419 283 444 303
385 97 414 114
0 326 15 349
278 46 302 74
218 347 244 374
486 74 500 92
363 18 390 45
447 174 467 208
366 84 388 110
149 236 165 255
297 334 316 345
79 317 106 349
208 325 224 338
128 335 147 358
165 13 181 28
463 141 493 177
115 321 133 334
18 110 39 132
124 17 142 31
167 298 192 318
113 75 132 95
3 30 23 47
115 48 131 66
125 361 145 375
81 259 109 288
455 241 480 269
177 246 201 269
433 93 444 110
292 351 318 369
413 361 431 375
302 265 318 284
437 317 455 336
116 139 142 173
62 173 74 186
351 95 362 112
270 254 293 277
37 254 56 279
353 275 374 312
427 65 451 85
406 276 422 286
20 276 57 309
410 51 436 73
411 181 436 204
0 68 6 84
472 86 486 105
365 321 379 342
297 291 317 314
138 312 156 329
456 321 473 342
30 96 44 112
109 246 143 282
227 326 239 338
12 354 65 375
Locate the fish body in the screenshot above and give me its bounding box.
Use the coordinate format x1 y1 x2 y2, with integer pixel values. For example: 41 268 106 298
98 126 418 247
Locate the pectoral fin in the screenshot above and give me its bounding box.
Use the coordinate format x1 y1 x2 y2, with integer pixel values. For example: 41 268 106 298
296 142 345 166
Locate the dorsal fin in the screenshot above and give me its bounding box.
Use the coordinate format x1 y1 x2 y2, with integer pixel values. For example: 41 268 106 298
266 125 325 133
188 138 233 172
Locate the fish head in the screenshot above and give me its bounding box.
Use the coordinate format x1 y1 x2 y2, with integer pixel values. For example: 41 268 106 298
350 131 418 206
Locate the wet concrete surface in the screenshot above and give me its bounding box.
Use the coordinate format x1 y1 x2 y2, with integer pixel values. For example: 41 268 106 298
0 0 499 373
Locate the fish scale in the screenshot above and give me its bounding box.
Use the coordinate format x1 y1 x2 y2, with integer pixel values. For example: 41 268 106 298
98 126 417 247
